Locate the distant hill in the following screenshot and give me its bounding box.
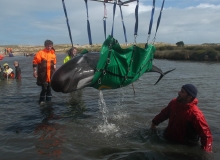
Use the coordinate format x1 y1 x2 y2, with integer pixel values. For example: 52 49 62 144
201 43 220 46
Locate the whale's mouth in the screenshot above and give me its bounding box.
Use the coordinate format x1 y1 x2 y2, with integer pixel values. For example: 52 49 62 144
50 76 66 92
51 79 61 92
64 69 78 93
51 70 76 93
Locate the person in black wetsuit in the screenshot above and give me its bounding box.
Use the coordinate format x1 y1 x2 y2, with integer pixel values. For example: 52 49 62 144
0 65 4 80
14 61 21 80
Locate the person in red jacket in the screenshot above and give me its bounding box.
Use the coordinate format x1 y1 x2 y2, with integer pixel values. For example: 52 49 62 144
33 40 56 104
151 84 212 152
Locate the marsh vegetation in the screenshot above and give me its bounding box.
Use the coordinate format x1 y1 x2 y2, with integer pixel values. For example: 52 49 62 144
1 43 220 61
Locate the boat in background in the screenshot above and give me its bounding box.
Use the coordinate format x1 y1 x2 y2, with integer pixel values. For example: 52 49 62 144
0 54 4 60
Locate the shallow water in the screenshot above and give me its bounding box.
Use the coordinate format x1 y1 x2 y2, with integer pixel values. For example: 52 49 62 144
0 54 220 160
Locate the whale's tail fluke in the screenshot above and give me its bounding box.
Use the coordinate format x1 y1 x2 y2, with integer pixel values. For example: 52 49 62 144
150 65 176 85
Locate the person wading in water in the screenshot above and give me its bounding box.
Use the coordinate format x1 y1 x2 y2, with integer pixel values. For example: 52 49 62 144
33 40 57 104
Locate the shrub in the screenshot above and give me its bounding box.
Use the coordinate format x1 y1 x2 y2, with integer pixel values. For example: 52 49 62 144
190 50 205 61
176 41 184 47
214 46 220 51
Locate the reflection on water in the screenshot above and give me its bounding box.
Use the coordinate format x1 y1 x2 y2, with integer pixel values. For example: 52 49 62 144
0 55 220 159
112 88 129 121
34 106 64 158
63 90 87 118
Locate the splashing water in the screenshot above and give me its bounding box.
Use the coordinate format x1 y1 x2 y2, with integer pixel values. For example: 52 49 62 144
116 88 125 108
113 88 129 120
96 90 119 135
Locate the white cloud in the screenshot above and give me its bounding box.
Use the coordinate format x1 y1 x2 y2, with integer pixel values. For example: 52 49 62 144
0 0 219 45
196 3 220 9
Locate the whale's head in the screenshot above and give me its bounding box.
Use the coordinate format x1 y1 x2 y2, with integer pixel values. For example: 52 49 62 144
51 52 100 93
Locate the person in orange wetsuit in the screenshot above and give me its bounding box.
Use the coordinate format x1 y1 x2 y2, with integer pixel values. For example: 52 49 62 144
151 84 213 152
33 40 56 104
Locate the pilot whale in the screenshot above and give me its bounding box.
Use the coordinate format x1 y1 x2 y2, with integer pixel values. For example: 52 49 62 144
51 52 175 93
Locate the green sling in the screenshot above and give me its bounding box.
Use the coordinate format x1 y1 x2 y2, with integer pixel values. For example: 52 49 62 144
90 35 156 90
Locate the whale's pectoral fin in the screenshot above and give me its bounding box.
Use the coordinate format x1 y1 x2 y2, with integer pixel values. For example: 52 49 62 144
154 68 176 85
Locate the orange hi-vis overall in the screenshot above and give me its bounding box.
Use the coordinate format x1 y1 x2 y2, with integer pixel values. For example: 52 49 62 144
33 49 56 85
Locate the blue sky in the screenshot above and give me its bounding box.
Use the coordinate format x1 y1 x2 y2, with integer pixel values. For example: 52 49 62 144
0 0 219 45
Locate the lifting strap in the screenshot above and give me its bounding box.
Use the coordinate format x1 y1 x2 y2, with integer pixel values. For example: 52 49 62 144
103 2 107 40
147 0 155 44
84 0 93 45
134 0 139 43
119 4 128 45
62 0 74 48
152 0 165 43
111 1 117 37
